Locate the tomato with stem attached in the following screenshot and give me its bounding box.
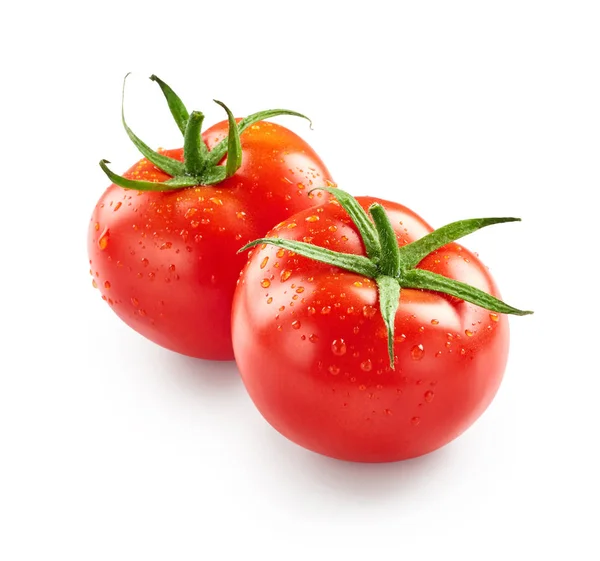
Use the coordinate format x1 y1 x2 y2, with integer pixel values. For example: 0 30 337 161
88 75 333 360
232 188 531 462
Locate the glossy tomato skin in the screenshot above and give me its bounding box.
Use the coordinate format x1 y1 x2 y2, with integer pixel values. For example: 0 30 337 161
232 197 509 462
88 120 332 360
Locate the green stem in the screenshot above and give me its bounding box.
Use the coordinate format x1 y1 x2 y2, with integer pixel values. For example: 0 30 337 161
183 111 208 176
369 204 401 278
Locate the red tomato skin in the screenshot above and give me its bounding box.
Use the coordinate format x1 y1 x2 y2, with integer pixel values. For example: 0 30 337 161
232 197 509 462
88 121 333 360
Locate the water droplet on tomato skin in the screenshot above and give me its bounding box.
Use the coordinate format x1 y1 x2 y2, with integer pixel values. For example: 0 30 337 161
328 365 340 375
113 201 122 212
431 319 439 325
261 279 271 288
291 320 301 330
305 215 319 222
260 257 269 269
280 270 292 282
131 297 139 307
362 305 377 319
321 306 331 315
331 339 347 356
92 279 98 289
465 329 474 337
98 228 110 250
411 344 424 361
360 359 373 372
141 258 149 267
411 416 421 426
490 312 499 322
94 222 100 231
309 334 319 343
424 390 435 403
104 281 111 289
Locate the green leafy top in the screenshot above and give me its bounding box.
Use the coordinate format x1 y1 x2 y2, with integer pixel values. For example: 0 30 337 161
100 74 312 191
240 188 532 368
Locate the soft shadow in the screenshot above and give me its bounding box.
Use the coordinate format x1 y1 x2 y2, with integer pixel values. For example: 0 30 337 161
154 348 244 395
257 423 458 502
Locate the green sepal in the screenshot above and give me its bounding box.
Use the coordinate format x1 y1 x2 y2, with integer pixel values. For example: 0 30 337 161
239 238 378 278
121 74 185 177
310 187 381 260
214 100 242 178
149 74 190 135
99 160 196 192
399 217 521 270
208 109 312 166
376 276 401 369
402 268 533 315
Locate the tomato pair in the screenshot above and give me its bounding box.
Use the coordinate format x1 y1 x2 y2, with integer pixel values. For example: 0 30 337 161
89 76 531 462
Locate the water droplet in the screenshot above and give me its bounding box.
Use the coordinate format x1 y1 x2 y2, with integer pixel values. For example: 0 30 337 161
321 305 331 315
94 222 100 231
261 279 271 288
411 416 421 426
291 320 301 330
411 344 424 360
460 348 466 355
267 297 273 304
148 272 155 280
424 390 434 403
276 249 285 258
185 208 198 219
309 333 319 343
331 339 347 356
489 313 499 322
296 287 304 293
98 228 110 250
209 197 223 206
465 329 474 337
190 220 200 228
159 242 172 250
104 281 111 289
395 333 407 344
260 256 269 269
362 305 376 319
138 309 147 317
328 365 340 375
384 409 393 416
113 201 122 212
360 359 373 372
168 264 176 272
92 279 98 288
353 326 360 335
431 319 439 325
353 281 363 287
328 225 338 232
286 222 297 229
131 297 139 307
305 215 319 222
200 218 211 225
280 270 292 282
307 306 316 315
141 258 149 267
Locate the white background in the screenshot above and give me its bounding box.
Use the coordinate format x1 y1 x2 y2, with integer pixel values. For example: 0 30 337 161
1 1 599 559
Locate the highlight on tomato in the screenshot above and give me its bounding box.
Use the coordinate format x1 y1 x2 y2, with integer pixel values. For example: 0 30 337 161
88 75 334 360
232 188 532 462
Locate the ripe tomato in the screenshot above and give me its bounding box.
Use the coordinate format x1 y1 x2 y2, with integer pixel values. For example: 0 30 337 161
88 76 333 360
232 190 530 462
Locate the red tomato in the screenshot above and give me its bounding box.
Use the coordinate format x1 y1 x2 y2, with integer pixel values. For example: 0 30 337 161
89 119 333 360
232 196 517 462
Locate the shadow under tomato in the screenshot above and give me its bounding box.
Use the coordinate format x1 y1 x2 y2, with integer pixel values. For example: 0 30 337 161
255 422 460 502
163 353 242 392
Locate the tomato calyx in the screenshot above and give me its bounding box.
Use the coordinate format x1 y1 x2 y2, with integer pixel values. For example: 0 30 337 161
240 187 533 368
99 74 312 191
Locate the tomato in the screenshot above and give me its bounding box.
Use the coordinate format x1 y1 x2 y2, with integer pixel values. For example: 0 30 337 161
88 76 333 360
232 189 530 462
